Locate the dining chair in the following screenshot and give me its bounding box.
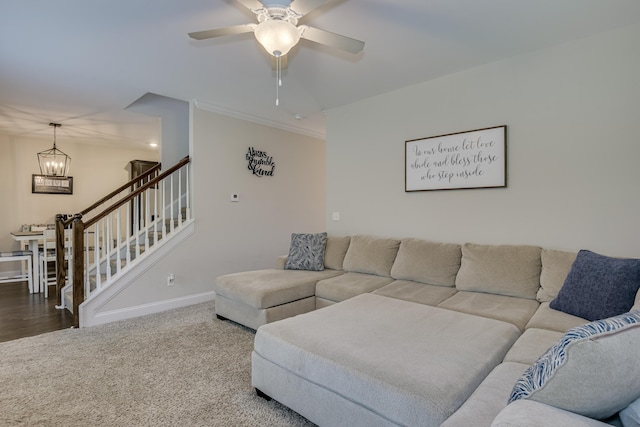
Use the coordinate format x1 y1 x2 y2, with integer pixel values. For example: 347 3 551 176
0 250 34 292
39 228 74 298
39 229 58 298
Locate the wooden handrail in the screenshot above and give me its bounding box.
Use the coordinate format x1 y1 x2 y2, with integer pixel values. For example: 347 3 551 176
80 162 161 216
84 156 189 228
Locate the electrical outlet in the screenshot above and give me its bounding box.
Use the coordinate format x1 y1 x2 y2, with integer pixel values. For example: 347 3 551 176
167 273 175 286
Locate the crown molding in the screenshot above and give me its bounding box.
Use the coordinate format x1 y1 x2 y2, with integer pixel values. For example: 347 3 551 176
192 99 325 140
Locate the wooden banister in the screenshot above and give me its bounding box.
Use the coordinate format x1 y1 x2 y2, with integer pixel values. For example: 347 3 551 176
85 156 189 228
54 155 191 327
80 162 161 216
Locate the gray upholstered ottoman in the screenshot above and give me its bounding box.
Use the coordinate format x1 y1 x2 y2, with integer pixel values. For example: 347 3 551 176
214 268 343 330
252 293 521 426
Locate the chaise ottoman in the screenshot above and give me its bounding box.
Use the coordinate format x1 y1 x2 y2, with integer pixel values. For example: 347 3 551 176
252 293 522 426
214 268 343 330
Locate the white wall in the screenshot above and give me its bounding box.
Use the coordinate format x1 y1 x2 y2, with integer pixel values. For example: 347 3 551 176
96 105 326 311
325 23 640 258
0 134 158 273
126 93 189 165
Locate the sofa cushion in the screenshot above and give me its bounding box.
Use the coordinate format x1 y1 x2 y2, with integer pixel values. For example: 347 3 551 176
537 249 577 303
315 272 394 304
503 328 564 365
373 280 458 306
390 238 461 286
509 310 640 420
442 362 529 427
284 232 327 271
215 268 343 309
342 235 400 277
437 291 539 332
620 396 640 427
549 250 640 321
492 400 614 427
455 243 542 299
525 302 588 333
324 236 351 270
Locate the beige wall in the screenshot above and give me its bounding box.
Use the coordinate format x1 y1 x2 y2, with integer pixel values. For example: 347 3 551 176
0 134 158 271
325 23 640 258
96 105 326 311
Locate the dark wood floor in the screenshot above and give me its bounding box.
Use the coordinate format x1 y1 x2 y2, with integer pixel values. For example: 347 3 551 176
0 281 74 343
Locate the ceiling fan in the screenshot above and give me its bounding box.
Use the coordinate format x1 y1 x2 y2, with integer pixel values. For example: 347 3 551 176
188 0 365 59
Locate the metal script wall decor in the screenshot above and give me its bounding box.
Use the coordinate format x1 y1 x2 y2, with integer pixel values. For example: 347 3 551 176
246 147 275 177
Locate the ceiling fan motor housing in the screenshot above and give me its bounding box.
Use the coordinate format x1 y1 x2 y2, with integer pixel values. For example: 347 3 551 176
256 6 299 25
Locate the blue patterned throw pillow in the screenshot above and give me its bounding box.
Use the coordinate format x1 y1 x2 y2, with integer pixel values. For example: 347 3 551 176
284 232 328 271
509 310 640 419
550 250 640 321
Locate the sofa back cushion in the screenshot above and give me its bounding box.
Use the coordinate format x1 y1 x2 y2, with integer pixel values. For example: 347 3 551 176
537 249 577 303
390 238 461 287
455 243 542 299
324 236 351 270
342 235 400 277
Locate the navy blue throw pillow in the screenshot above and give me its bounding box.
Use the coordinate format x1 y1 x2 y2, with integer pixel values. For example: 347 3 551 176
550 250 640 321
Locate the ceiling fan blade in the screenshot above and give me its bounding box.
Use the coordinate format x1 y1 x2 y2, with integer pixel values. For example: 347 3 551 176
289 0 329 16
299 26 364 54
188 24 254 40
235 0 264 11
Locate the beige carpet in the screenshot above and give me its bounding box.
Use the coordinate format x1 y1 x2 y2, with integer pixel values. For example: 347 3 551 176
0 302 315 427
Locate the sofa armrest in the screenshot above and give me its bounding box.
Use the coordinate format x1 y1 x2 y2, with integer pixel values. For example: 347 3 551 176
275 255 287 269
491 400 614 427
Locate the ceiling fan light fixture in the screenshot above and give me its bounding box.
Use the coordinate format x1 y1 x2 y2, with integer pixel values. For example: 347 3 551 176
254 19 301 57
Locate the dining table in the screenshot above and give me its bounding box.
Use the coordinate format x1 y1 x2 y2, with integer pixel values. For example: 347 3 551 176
10 230 44 293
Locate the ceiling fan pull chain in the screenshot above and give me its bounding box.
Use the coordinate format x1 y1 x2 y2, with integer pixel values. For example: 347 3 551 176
275 54 281 106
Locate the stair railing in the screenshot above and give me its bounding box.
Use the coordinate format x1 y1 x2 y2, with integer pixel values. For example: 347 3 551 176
55 156 191 327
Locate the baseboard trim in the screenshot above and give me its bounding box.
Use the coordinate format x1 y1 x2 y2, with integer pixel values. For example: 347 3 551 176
84 291 215 327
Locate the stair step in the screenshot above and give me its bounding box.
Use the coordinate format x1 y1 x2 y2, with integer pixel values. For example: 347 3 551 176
63 216 192 315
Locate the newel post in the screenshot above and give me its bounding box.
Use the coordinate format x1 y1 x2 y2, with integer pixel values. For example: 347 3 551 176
55 215 66 306
72 215 85 328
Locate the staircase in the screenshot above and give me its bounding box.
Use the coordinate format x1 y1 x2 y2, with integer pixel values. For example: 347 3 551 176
54 156 192 327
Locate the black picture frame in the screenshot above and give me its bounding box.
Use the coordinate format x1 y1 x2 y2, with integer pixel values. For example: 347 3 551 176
405 125 507 192
32 174 73 195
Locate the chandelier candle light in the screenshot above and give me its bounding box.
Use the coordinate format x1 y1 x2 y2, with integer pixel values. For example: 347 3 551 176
37 123 71 177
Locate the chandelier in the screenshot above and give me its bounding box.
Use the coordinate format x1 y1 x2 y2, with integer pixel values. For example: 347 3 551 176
37 123 71 177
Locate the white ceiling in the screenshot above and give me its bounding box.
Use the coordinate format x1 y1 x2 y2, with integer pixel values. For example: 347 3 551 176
2 0 640 147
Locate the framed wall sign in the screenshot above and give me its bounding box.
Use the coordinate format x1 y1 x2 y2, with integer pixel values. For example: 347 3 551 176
405 125 507 192
32 174 73 195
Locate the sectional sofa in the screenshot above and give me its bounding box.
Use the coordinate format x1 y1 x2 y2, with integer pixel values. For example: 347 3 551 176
214 234 640 427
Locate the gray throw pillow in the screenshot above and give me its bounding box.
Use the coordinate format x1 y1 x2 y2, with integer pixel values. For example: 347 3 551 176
549 250 640 321
284 232 327 271
509 310 640 420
